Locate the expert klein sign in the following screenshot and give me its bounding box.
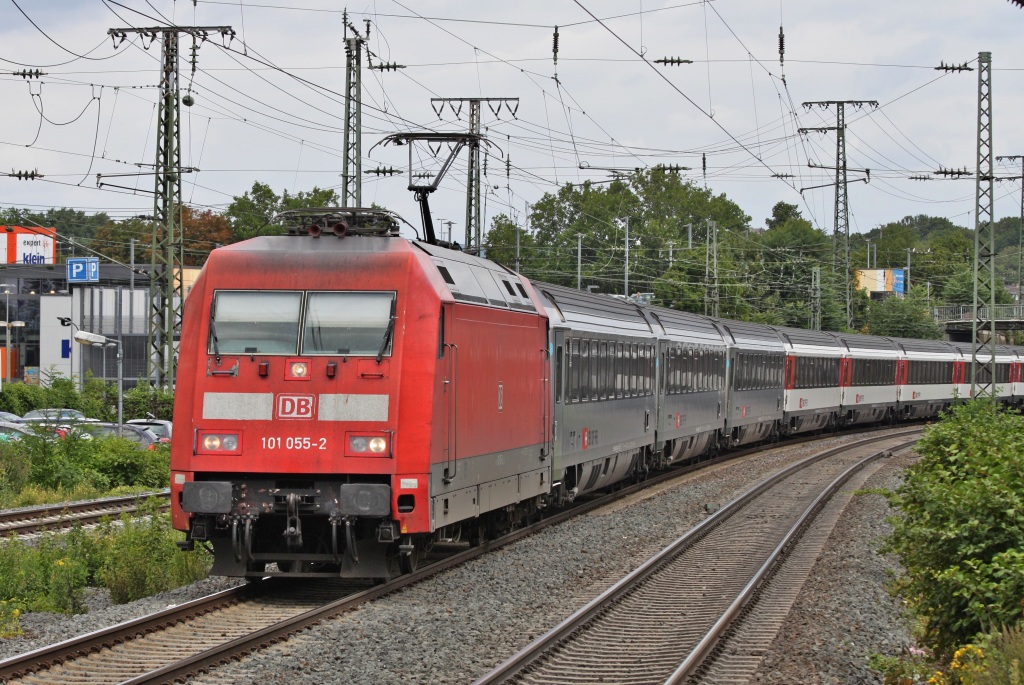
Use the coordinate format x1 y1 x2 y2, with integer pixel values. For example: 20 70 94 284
0 226 56 265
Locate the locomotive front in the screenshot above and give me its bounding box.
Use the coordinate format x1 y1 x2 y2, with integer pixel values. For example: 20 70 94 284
170 210 440 578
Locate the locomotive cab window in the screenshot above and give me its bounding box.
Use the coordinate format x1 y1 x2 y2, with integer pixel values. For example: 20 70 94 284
209 291 302 354
302 291 396 356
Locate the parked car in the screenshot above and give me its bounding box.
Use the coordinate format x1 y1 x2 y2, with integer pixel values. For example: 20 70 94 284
21 408 92 423
126 418 172 443
0 421 32 442
69 422 161 450
0 411 22 423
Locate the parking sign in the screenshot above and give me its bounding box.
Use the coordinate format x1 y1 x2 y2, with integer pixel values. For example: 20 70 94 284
67 257 100 283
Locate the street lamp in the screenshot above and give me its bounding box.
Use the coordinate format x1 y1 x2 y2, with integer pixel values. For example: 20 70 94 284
58 317 81 385
73 330 122 431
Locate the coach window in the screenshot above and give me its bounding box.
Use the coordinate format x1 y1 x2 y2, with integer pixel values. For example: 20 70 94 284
302 291 395 356
583 340 593 401
615 343 624 397
590 341 600 401
643 345 651 394
211 290 302 354
570 339 580 403
599 341 609 400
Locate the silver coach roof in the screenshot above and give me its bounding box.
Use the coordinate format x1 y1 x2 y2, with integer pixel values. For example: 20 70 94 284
532 282 654 336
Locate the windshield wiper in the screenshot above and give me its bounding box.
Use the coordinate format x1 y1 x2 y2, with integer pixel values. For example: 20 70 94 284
376 298 397 364
210 311 221 356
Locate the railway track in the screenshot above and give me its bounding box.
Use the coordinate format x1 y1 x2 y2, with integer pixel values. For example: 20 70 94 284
0 492 170 537
472 429 920 685
0 428 917 685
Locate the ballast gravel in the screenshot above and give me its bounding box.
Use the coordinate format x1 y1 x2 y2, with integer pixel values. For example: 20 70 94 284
0 430 918 684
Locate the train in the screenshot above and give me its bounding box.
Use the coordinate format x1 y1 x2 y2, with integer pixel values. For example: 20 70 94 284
170 207 1020 579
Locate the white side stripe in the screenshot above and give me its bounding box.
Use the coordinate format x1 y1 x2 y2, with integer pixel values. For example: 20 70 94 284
319 394 389 422
203 393 273 420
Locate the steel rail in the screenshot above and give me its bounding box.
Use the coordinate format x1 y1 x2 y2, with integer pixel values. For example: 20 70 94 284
0 492 170 536
665 437 919 683
471 430 920 685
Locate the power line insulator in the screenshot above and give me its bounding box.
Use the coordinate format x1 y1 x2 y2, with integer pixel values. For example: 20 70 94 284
654 57 693 66
8 169 42 180
778 26 785 66
12 69 45 79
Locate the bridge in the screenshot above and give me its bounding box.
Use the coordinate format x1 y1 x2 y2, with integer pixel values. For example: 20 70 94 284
932 304 1024 341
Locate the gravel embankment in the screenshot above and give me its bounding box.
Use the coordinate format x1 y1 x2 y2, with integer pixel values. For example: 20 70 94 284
0 431 918 684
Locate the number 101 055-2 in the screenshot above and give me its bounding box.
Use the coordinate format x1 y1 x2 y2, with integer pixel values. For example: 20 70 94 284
261 436 328 450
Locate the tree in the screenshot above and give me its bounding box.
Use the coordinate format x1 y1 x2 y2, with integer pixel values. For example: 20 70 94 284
526 170 751 301
226 182 341 242
0 207 109 240
181 206 233 266
225 181 282 241
90 218 153 266
764 201 803 230
483 213 533 270
940 269 1014 306
864 292 942 339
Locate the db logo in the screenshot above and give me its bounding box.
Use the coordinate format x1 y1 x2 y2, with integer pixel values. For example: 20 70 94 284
276 394 316 419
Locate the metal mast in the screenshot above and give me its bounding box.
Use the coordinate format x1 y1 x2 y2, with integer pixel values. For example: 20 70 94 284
109 25 232 387
971 51 996 398
465 100 481 251
801 100 877 329
810 266 821 331
341 13 368 208
430 97 518 252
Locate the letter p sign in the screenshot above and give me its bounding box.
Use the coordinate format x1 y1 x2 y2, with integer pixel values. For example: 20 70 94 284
276 394 316 419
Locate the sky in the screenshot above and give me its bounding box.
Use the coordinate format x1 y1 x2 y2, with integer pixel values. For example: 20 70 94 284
0 0 1022 247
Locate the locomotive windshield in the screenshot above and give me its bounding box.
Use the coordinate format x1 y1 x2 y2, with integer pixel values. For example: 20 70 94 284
302 291 395 356
209 290 396 356
209 291 302 354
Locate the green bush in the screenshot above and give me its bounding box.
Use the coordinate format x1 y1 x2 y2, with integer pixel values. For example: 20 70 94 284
0 371 174 424
0 440 29 495
881 400 1024 658
24 429 99 492
87 437 170 489
0 503 209 615
94 500 209 604
123 383 174 421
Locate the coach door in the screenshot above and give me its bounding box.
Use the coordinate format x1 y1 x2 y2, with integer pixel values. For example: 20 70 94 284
440 303 458 485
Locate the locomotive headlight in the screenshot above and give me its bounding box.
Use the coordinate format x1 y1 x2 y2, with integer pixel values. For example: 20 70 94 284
284 358 312 381
346 433 391 457
197 431 242 455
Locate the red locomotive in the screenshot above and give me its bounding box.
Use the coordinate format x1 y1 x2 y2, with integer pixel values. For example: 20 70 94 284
171 209 550 577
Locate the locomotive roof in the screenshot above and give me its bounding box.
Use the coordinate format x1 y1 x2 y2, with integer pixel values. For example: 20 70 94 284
413 241 537 313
